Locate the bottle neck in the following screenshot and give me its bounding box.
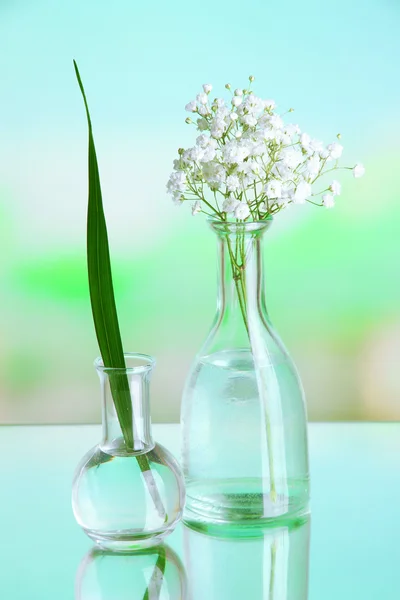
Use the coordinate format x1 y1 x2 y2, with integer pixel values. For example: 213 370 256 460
98 367 154 455
215 230 268 339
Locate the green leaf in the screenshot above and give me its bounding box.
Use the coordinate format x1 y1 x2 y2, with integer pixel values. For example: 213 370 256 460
73 61 168 521
73 60 134 449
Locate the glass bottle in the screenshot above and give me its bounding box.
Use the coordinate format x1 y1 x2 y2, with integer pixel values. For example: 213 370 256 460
76 544 188 600
181 219 309 529
72 353 185 551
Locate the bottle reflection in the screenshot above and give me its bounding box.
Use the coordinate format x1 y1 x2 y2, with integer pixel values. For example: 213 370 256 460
184 516 310 600
76 544 188 599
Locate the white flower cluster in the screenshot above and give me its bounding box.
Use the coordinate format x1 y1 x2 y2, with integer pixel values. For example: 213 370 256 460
167 78 365 220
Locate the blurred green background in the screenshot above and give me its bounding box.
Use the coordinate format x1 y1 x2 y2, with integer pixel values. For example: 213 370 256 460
0 0 399 424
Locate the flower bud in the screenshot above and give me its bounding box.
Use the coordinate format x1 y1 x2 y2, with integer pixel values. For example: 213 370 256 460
337 133 341 139
249 75 255 82
185 117 192 124
225 83 231 89
178 148 184 155
203 83 212 94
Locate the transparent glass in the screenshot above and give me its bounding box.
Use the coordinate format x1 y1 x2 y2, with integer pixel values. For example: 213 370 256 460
184 516 310 599
76 544 188 599
181 220 310 530
72 353 185 551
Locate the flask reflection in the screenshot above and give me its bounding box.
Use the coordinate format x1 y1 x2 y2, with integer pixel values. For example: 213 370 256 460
76 543 188 599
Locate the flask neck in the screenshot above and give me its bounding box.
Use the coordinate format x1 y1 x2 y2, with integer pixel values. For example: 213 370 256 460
96 354 154 455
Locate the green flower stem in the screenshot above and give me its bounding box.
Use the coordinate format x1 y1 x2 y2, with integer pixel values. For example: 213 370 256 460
269 540 277 600
226 237 249 336
227 230 278 503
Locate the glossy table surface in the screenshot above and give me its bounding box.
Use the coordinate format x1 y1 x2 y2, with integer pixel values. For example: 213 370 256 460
0 423 399 599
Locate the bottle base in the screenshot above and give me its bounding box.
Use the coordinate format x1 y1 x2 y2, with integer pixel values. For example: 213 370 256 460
184 509 310 539
83 525 177 552
183 477 310 537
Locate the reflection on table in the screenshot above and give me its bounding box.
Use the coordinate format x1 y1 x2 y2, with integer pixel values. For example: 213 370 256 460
75 516 309 599
184 516 310 600
76 544 187 599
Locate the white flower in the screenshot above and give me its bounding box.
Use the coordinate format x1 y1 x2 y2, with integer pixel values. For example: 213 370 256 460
184 146 204 162
185 101 197 112
222 195 240 214
238 161 258 184
215 105 230 120
226 174 241 192
327 142 343 160
280 183 295 203
263 99 276 110
196 117 209 131
201 146 217 162
284 123 300 137
293 181 311 204
196 135 217 150
247 160 260 174
272 163 293 183
310 139 324 153
196 134 210 148
281 147 303 169
211 119 226 139
264 179 282 199
242 114 257 127
329 180 341 195
196 92 208 105
262 127 278 142
322 193 335 209
171 191 184 205
304 154 321 179
250 141 266 156
202 161 226 188
192 201 202 215
232 96 242 107
353 163 365 178
245 94 264 114
197 105 209 116
167 170 187 194
235 201 250 220
168 81 365 221
300 132 311 151
269 114 283 130
222 140 251 163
